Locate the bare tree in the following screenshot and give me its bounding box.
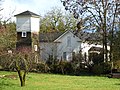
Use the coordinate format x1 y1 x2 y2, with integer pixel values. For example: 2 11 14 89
13 53 27 87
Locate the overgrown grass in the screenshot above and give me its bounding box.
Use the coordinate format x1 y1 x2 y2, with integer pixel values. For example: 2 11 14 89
0 71 120 90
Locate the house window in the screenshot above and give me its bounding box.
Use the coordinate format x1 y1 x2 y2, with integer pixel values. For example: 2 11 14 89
22 31 27 37
67 36 71 47
63 52 66 60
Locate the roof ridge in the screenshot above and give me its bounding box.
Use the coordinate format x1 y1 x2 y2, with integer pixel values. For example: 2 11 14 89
14 10 39 17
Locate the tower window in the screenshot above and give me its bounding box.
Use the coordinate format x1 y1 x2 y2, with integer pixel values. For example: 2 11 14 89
22 31 27 37
34 45 38 51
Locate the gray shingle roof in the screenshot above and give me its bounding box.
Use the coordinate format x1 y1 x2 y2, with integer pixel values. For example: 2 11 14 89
39 30 102 44
14 10 39 17
75 31 102 44
39 31 64 42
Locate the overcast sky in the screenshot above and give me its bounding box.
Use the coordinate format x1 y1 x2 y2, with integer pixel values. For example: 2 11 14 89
1 0 65 20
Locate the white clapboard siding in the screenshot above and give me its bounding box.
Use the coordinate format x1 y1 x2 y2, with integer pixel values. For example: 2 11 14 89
16 16 31 32
16 16 39 33
56 31 81 60
40 31 81 61
31 17 40 33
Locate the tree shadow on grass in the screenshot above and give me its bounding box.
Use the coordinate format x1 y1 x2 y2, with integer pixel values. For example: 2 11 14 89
115 83 120 85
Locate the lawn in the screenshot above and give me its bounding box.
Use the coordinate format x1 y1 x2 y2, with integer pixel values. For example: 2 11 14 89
0 71 120 90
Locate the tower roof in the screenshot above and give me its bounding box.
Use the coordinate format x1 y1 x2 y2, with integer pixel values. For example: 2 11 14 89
14 10 39 17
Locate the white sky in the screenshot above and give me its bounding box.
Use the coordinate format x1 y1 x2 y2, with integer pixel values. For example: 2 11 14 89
0 0 65 21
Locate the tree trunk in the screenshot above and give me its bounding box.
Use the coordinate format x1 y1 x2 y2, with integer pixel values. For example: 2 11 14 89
104 33 108 62
103 2 108 62
17 70 26 87
102 27 108 62
110 3 118 62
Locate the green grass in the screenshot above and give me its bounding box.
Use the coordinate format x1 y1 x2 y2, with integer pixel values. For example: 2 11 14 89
0 71 120 90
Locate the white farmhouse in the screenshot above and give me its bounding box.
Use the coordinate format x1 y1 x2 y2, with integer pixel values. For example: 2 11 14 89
39 30 81 61
39 30 110 63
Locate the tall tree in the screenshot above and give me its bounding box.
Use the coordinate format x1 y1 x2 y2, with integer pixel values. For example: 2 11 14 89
112 23 120 61
0 22 16 53
61 0 120 62
40 7 63 32
0 0 16 53
40 7 78 32
63 13 78 31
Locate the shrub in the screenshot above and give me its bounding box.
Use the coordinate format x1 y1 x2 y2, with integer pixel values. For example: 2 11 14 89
92 53 104 65
59 61 74 75
92 64 103 75
92 62 111 75
102 62 111 74
0 54 13 71
47 61 75 75
49 64 60 74
36 63 49 73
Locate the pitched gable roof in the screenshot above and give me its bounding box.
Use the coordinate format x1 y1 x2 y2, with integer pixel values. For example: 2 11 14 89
39 30 81 42
14 10 39 17
54 30 81 42
39 31 64 42
76 31 102 44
